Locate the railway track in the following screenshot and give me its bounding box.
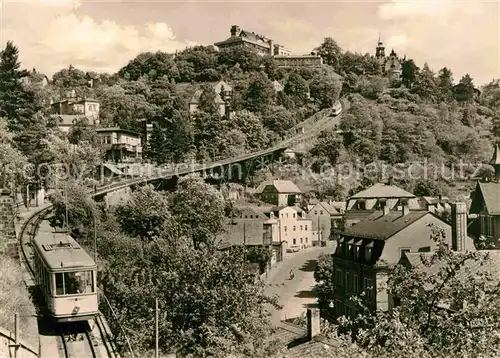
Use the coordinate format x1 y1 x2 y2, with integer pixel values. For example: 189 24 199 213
18 203 119 358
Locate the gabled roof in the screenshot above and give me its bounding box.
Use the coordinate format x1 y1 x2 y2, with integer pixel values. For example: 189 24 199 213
255 180 302 194
309 202 340 215
189 89 225 105
471 182 500 215
349 183 415 199
342 211 429 240
404 250 500 285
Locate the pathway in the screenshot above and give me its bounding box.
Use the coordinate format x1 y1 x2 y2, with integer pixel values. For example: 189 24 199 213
265 246 333 326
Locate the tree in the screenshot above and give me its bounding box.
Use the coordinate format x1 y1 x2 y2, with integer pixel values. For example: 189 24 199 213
313 253 336 307
114 184 170 243
163 110 193 163
401 59 419 89
174 45 219 82
412 63 438 102
230 110 269 151
244 72 276 113
52 65 88 88
309 129 344 172
0 120 32 189
316 37 343 68
284 72 310 107
100 241 279 357
217 47 263 73
118 51 179 81
309 72 342 109
0 41 40 133
437 67 454 101
148 123 167 164
168 174 225 249
50 180 99 232
262 106 296 138
412 180 442 197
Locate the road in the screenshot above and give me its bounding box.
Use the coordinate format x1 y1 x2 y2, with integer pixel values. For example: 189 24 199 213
265 246 334 326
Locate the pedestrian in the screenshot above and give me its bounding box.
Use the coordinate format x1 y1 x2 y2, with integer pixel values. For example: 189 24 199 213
289 269 294 280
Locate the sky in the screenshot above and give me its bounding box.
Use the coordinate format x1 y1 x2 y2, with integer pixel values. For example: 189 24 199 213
0 0 498 86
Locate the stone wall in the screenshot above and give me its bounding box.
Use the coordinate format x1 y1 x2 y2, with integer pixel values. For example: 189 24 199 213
0 190 17 257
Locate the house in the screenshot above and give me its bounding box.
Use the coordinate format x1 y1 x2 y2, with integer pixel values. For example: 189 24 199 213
96 127 142 163
51 97 100 120
330 202 476 319
307 202 343 243
50 114 96 134
270 309 339 357
187 80 232 117
260 206 313 251
255 180 302 207
345 183 421 228
468 144 500 246
452 83 482 102
19 68 49 87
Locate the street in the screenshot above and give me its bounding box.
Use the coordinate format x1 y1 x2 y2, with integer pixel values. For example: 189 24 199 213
265 246 333 326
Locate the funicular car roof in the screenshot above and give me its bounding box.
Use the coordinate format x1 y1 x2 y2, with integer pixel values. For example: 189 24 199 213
33 231 96 270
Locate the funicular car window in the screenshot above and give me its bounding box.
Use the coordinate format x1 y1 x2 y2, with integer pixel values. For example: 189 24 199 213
56 271 94 295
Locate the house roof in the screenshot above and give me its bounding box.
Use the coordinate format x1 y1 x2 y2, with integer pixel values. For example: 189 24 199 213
349 183 415 199
404 250 500 285
50 114 90 126
474 182 500 215
215 29 272 48
342 211 429 240
270 322 339 357
309 202 340 215
96 127 140 137
189 89 225 105
255 180 302 194
272 80 284 92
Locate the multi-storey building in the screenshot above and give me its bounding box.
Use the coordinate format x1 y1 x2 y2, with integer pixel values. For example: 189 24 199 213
96 127 142 163
331 202 476 319
214 25 322 67
307 201 343 243
50 91 100 133
187 80 233 117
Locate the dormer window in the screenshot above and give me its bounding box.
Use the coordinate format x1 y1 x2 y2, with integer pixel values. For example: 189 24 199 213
378 199 387 210
354 240 363 259
365 241 374 261
345 239 354 257
358 200 366 210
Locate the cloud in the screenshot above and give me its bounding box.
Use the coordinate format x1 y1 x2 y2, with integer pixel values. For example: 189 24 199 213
0 0 196 76
378 0 455 19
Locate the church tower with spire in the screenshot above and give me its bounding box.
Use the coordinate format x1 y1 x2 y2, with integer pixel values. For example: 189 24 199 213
375 33 385 64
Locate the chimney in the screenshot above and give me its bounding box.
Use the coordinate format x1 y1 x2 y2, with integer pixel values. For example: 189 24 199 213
451 202 467 252
306 308 321 340
268 39 275 56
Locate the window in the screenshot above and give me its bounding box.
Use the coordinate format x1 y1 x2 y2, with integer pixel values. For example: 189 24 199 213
293 213 296 218
320 210 324 215
400 248 410 259
244 215 248 218
293 238 296 245
293 226 296 231
306 238 308 243
358 200 366 210
314 211 317 215
284 226 287 232
345 272 350 291
364 277 373 299
335 300 342 316
353 274 359 293
365 247 372 261
54 271 94 296
335 269 343 286
300 225 303 231
305 225 308 231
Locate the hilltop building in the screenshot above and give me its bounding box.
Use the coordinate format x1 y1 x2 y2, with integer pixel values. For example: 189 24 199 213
214 25 323 68
375 35 403 83
96 127 142 163
49 89 100 133
19 68 49 87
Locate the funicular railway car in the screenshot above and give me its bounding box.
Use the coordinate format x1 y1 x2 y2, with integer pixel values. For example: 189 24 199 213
332 100 342 116
32 230 98 322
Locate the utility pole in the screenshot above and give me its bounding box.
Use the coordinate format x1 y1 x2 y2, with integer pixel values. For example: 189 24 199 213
64 182 69 231
155 298 159 358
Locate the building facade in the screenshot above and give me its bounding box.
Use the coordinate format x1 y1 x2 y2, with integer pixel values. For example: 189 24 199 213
255 180 302 207
331 205 475 319
468 144 500 246
375 36 403 83
96 127 142 163
307 202 343 243
188 80 232 117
